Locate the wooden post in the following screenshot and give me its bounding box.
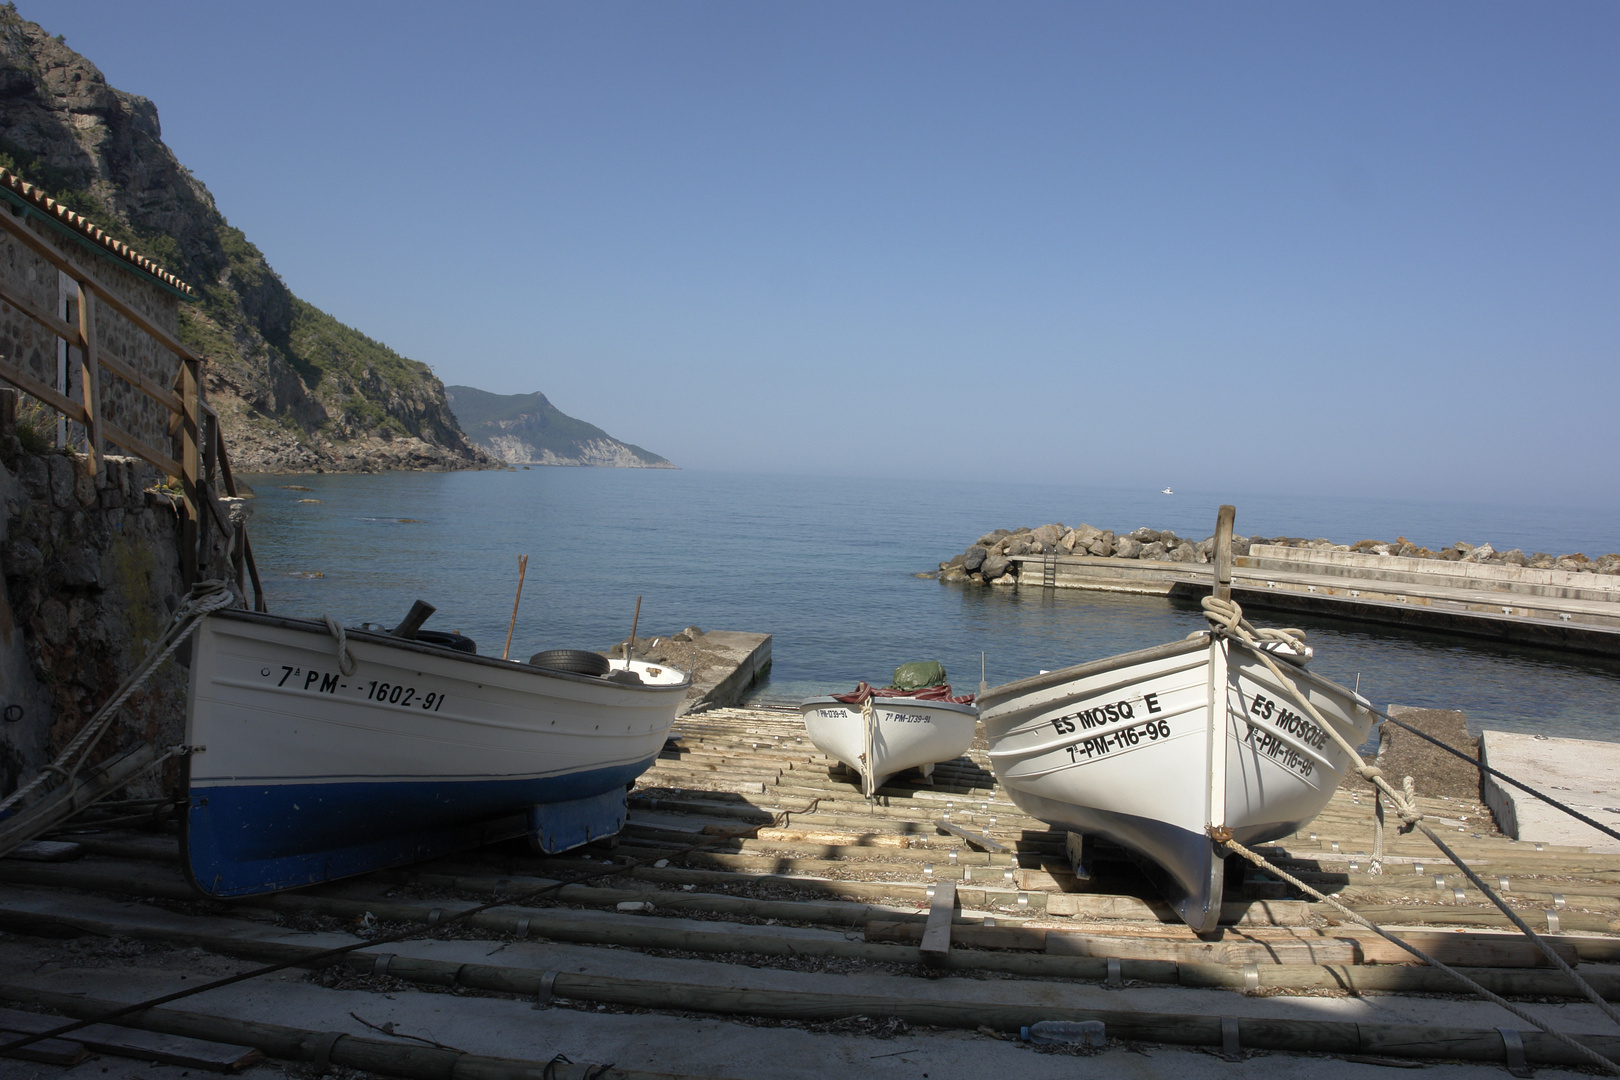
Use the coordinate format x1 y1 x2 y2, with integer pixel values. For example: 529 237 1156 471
75 283 101 475
1213 504 1236 601
0 387 15 441
502 555 529 661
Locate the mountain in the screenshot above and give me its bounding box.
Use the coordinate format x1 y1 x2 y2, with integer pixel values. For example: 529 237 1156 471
0 8 493 473
445 386 674 468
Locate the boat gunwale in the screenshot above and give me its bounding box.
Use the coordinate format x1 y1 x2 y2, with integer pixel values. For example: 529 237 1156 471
798 695 980 718
977 635 1210 712
207 608 691 695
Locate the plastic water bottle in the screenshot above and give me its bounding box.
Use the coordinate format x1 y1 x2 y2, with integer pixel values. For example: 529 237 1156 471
1019 1020 1106 1047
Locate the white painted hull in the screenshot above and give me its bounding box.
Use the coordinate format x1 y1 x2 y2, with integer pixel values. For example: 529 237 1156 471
800 696 979 793
981 632 1376 931
183 610 688 896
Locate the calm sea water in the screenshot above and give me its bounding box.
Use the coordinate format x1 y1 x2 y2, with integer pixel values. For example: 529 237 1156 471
238 469 1620 742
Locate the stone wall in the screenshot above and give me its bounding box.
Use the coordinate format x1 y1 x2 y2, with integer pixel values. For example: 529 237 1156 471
938 523 1620 586
0 398 234 802
0 209 180 455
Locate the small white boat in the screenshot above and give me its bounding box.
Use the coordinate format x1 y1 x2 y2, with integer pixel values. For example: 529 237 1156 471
801 688 978 796
978 506 1377 931
182 608 688 897
1161 487 1174 495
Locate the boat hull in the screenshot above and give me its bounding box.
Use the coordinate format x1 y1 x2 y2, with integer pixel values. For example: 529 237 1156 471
981 634 1375 932
183 610 687 897
800 696 978 791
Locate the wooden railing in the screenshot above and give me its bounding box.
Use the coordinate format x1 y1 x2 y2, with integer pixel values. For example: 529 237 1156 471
0 206 264 611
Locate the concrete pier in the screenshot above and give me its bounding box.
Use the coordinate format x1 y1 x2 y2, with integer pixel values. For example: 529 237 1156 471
1009 545 1620 655
1481 731 1620 854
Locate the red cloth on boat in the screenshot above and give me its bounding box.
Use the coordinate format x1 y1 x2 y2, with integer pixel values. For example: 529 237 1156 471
830 682 975 705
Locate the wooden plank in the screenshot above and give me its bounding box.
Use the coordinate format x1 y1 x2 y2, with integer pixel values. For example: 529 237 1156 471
0 743 156 856
1353 930 1580 968
919 880 956 966
865 920 1049 951
934 818 1008 852
723 825 912 847
0 210 198 361
1045 929 1358 966
0 273 83 345
96 343 185 414
1044 892 1310 925
0 354 89 424
78 284 101 472
0 1033 89 1065
0 356 178 476
2 840 83 862
0 1009 261 1072
102 418 183 479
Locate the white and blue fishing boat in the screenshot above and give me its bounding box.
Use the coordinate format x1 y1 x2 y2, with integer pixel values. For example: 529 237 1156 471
181 607 688 898
978 506 1378 932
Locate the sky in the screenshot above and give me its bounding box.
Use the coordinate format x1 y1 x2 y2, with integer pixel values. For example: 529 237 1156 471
19 2 1620 507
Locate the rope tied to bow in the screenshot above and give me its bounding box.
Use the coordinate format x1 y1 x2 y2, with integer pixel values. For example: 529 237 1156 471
1200 595 1426 832
323 615 357 676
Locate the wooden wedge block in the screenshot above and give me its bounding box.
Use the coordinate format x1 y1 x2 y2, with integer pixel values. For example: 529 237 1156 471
934 819 1008 852
919 881 957 966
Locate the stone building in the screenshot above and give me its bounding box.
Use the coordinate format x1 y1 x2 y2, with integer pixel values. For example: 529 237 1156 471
0 169 212 813
0 167 195 454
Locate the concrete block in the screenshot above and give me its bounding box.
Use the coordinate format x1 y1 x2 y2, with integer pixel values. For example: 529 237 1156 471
1480 730 1620 853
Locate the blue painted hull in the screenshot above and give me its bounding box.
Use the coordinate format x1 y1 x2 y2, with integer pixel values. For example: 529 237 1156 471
183 755 653 898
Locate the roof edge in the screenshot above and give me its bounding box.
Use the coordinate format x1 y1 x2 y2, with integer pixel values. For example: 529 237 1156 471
0 168 196 299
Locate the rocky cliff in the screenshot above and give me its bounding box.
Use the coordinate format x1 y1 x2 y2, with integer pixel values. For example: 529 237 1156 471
0 7 493 473
445 386 674 468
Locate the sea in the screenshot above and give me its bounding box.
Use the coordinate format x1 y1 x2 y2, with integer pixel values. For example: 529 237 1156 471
238 468 1620 743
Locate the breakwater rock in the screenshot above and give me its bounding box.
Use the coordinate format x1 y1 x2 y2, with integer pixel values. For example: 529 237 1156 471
937 523 1620 586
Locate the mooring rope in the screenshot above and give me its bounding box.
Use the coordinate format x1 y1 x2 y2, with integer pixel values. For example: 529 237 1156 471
0 579 238 817
861 697 878 801
1203 594 1620 1067
1216 833 1620 1075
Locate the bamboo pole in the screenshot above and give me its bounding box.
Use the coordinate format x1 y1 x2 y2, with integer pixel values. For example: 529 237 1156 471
502 555 528 661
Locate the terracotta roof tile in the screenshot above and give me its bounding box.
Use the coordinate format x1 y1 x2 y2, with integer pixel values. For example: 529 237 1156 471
0 168 195 297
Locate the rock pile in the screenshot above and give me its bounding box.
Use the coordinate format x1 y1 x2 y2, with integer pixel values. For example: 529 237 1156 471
937 523 1620 586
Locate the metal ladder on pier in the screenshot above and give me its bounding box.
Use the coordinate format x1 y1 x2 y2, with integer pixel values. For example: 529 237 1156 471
1042 551 1059 589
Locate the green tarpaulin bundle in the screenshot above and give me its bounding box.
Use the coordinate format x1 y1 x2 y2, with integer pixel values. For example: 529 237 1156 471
889 661 947 690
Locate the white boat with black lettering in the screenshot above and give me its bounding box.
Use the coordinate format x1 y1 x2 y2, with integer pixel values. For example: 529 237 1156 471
978 508 1378 932
181 604 688 898
800 665 978 796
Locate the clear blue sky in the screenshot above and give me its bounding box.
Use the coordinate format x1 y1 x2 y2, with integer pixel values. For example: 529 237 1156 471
22 2 1619 506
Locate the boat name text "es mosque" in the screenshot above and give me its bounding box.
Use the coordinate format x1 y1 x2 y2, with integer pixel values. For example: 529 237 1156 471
1048 693 1163 735
1248 692 1328 750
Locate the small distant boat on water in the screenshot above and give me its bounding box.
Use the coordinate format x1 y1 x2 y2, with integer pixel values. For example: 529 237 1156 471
801 663 978 796
978 507 1377 931
1161 487 1174 495
182 605 688 898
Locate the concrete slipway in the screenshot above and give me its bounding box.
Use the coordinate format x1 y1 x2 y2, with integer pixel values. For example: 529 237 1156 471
7 703 1620 1080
